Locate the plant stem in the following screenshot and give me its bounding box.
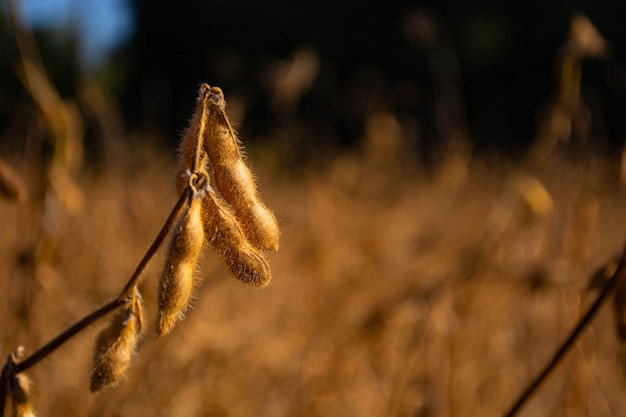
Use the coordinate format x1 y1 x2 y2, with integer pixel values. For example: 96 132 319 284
503 248 626 417
119 188 190 299
15 299 124 374
12 188 190 375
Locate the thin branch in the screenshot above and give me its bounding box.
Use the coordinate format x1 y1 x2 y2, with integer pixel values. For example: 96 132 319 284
14 299 124 374
503 248 626 417
12 188 190 375
119 187 190 299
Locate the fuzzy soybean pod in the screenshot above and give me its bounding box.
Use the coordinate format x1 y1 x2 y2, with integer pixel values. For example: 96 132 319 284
90 289 143 392
203 87 280 252
175 84 211 195
202 191 271 287
8 374 35 417
157 196 205 337
213 159 280 252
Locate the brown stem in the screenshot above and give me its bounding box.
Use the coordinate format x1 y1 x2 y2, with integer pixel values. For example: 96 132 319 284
503 248 626 417
11 188 190 376
119 187 190 299
14 299 124 374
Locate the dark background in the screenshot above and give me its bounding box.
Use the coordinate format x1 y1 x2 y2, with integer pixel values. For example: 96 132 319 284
2 0 626 161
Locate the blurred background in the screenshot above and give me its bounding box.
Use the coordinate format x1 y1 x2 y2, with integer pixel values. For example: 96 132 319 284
2 1 626 416
2 0 626 161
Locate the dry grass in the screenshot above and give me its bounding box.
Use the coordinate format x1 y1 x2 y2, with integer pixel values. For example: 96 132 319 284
2 135 626 416
1 81 281 415
1 12 623 416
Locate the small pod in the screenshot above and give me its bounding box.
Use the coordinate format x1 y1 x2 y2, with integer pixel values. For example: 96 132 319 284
157 196 205 336
9 373 34 417
90 289 143 392
213 160 280 251
175 84 211 195
204 87 241 166
202 88 279 251
202 191 271 287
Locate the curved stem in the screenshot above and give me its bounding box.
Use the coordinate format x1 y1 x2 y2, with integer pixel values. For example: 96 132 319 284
119 187 190 299
13 188 191 375
15 299 124 373
503 249 626 417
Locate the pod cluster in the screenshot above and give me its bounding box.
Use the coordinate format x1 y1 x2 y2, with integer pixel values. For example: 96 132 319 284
158 84 279 337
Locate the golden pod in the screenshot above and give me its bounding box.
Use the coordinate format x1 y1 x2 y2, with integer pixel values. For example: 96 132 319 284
157 196 205 336
213 160 279 251
9 373 35 417
201 87 280 251
204 87 242 166
90 290 143 392
175 84 211 195
202 192 271 287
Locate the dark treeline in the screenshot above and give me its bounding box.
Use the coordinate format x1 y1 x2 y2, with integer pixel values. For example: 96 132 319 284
3 1 626 162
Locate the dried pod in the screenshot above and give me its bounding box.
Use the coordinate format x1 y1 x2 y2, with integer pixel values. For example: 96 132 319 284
213 160 280 251
9 373 35 417
90 290 143 392
202 191 271 287
569 13 610 59
157 196 205 336
0 157 27 202
203 86 239 164
175 84 211 195
203 87 280 251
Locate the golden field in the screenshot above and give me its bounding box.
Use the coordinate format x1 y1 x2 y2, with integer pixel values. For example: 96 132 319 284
2 138 626 416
